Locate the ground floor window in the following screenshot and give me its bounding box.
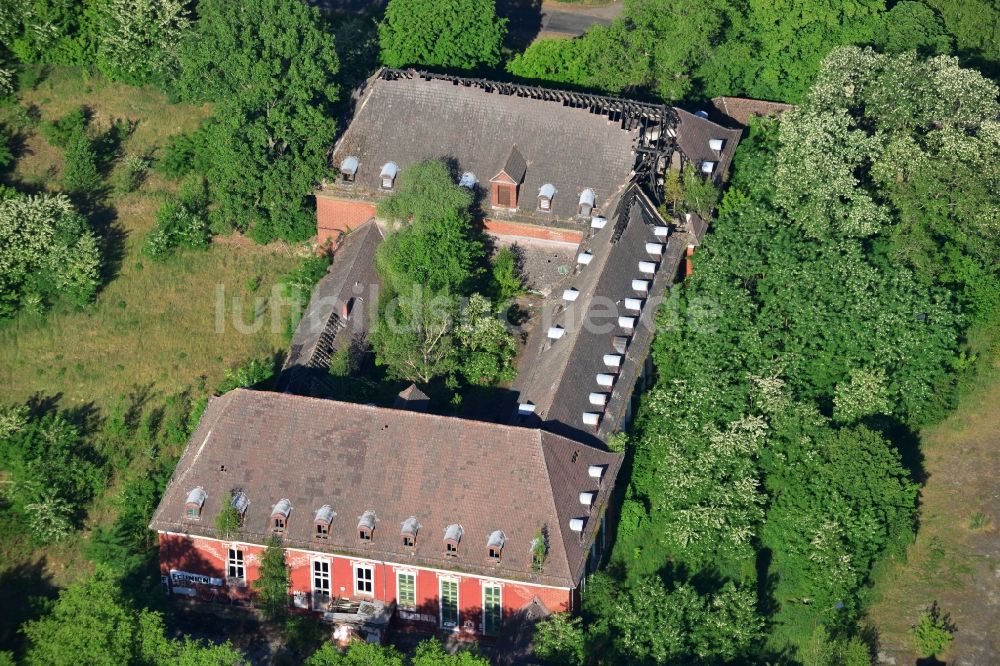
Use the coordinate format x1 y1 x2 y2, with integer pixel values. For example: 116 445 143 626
355 564 374 596
440 579 459 628
312 560 331 610
397 572 416 610
227 548 245 583
483 584 502 635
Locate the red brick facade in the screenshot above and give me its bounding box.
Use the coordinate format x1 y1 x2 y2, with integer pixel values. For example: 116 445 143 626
158 533 573 635
316 195 583 247
316 196 377 246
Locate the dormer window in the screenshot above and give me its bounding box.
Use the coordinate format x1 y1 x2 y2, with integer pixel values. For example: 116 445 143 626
271 498 291 534
538 184 555 211
491 145 525 210
401 516 419 548
709 138 724 152
579 188 596 217
444 523 463 556
185 487 206 520
358 510 376 542
380 162 398 190
314 504 335 540
487 530 505 562
340 156 359 183
701 161 716 175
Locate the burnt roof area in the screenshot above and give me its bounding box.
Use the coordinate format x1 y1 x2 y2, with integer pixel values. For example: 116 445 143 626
323 68 740 224
150 389 622 589
324 68 672 223
278 220 384 395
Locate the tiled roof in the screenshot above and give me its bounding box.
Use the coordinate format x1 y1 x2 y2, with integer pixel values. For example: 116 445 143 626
279 220 383 391
325 74 642 222
513 184 689 443
673 109 743 183
709 96 795 128
149 389 622 588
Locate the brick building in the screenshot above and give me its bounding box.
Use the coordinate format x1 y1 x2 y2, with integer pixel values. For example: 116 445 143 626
150 389 621 638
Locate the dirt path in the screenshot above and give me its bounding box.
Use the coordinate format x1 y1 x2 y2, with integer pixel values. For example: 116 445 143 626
867 337 1000 665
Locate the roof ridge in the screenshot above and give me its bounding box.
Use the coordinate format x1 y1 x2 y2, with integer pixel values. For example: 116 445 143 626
232 388 581 444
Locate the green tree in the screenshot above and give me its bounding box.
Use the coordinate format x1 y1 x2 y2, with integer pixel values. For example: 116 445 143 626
253 536 289 620
371 288 458 384
378 0 506 70
95 0 190 85
306 641 404 666
876 1 952 55
704 0 884 102
456 293 518 386
533 613 585 666
23 567 244 665
175 0 340 242
0 410 104 542
588 573 762 664
376 159 474 227
490 247 523 305
411 639 489 666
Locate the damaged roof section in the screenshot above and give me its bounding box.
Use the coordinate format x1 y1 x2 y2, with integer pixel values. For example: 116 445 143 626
278 220 383 394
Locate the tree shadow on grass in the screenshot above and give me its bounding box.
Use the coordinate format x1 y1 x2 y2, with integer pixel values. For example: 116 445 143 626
0 555 57 657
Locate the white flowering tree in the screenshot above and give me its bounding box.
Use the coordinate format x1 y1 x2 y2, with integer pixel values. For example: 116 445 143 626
0 193 101 316
96 0 190 85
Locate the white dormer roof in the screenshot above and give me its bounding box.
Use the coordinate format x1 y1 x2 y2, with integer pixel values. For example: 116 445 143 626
340 155 359 174
701 161 716 174
562 288 580 302
538 183 556 199
579 188 596 207
380 162 399 179
709 138 725 152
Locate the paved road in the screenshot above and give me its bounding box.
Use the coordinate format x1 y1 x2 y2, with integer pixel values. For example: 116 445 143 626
539 1 622 37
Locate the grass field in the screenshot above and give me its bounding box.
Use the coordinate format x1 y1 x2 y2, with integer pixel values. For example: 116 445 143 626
0 68 304 607
866 318 1000 663
1 66 302 413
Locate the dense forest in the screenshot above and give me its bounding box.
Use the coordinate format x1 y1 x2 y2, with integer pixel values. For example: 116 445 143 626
1 0 999 663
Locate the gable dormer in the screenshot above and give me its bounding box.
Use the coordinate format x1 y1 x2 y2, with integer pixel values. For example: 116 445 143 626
490 145 526 210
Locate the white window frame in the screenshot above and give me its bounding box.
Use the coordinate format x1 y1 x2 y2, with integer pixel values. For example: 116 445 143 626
482 582 502 636
354 563 374 596
396 570 416 610
311 558 331 611
439 577 460 629
227 547 245 584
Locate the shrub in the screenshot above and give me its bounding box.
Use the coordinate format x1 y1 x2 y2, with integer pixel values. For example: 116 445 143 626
216 357 274 394
910 603 955 657
143 176 210 259
41 107 88 148
155 128 212 179
215 500 242 538
114 154 149 193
